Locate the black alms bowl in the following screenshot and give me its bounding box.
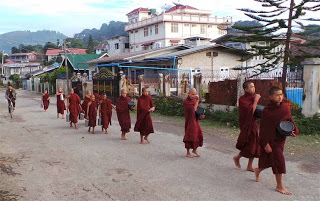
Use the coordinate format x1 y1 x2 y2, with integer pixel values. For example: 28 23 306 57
128 101 135 111
277 121 295 137
195 107 205 120
254 105 264 118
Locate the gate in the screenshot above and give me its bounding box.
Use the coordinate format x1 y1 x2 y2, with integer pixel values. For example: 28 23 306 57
93 67 119 104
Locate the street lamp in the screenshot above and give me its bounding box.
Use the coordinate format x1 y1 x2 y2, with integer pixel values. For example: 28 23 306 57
63 40 71 95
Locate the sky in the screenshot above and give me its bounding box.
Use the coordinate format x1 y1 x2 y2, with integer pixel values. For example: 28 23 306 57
0 0 318 37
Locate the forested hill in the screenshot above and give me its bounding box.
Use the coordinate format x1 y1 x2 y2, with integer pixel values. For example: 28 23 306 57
74 21 128 43
0 30 67 53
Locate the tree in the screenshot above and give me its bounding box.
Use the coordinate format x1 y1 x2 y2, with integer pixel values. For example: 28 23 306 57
232 0 320 90
86 35 95 54
65 38 87 49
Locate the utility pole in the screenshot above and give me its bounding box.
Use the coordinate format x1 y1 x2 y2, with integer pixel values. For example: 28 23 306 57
1 51 4 76
64 40 69 95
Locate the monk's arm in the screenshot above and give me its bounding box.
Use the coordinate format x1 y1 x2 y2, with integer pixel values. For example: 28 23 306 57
252 94 261 114
86 103 91 118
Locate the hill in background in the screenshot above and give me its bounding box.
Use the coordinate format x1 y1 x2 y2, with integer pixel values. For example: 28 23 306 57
74 21 128 43
0 30 67 53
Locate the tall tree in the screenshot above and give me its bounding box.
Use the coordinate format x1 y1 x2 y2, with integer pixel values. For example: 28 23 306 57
86 35 95 54
65 38 87 49
232 0 320 90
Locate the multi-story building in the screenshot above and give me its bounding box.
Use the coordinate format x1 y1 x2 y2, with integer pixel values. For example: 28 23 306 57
45 48 87 62
104 36 130 57
8 53 38 63
125 4 232 52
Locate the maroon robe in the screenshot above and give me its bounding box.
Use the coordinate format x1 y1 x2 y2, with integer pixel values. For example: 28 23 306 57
68 93 81 123
183 97 203 149
236 93 260 158
88 100 98 127
82 96 91 115
56 93 66 114
116 96 131 133
100 98 113 129
42 93 50 110
134 95 155 136
259 101 299 174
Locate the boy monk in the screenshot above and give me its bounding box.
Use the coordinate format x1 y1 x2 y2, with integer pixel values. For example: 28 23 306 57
86 95 98 134
233 81 261 171
116 89 133 140
56 87 66 119
42 89 50 111
254 86 299 195
134 88 155 144
99 93 115 134
183 88 203 158
82 90 92 115
67 88 82 130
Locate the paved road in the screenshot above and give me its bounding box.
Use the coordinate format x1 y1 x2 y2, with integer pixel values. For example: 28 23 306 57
0 89 319 201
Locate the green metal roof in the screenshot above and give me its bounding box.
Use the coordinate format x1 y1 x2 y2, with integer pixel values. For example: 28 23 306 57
67 54 101 70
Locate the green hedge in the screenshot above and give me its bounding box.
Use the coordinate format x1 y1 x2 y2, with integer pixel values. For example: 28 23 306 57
154 97 320 135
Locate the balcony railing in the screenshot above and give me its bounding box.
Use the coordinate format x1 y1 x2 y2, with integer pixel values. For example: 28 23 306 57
125 14 232 31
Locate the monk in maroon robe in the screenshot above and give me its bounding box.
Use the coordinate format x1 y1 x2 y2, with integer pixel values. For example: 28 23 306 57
254 86 299 195
82 90 92 116
42 89 50 111
86 95 99 134
99 93 115 134
233 81 261 171
183 88 203 158
67 88 82 130
56 87 66 119
134 88 155 144
116 89 133 140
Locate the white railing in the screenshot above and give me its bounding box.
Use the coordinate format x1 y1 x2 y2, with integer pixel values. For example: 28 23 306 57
125 14 232 31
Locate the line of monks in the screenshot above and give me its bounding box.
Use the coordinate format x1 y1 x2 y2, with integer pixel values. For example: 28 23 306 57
41 82 299 196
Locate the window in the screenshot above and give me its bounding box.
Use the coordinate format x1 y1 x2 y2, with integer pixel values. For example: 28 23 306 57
201 25 206 34
115 43 119 49
144 27 148 37
135 30 138 33
184 24 190 27
155 24 158 34
125 43 129 48
150 26 153 35
208 25 212 28
191 24 197 27
171 23 178 33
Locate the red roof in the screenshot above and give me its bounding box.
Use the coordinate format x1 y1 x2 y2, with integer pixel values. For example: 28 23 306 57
127 7 150 16
46 48 87 56
166 5 198 13
3 61 15 65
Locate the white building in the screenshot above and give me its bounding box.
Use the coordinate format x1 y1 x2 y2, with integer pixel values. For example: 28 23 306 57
105 36 130 57
125 4 232 52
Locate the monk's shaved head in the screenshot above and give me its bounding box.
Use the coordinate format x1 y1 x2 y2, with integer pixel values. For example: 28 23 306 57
189 88 197 94
121 89 127 94
243 81 254 90
142 88 148 92
269 86 282 96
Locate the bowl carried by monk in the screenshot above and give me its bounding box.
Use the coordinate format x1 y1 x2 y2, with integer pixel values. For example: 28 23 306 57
254 105 264 118
195 107 205 120
79 112 85 120
277 121 295 137
128 101 135 111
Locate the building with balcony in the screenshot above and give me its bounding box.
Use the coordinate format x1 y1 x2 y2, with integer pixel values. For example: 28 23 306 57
8 53 38 63
125 4 232 52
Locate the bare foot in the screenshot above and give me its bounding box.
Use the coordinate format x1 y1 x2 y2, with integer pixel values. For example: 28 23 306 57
70 123 73 128
75 125 78 130
121 137 127 140
254 168 260 182
140 141 146 144
92 132 95 134
186 153 193 158
246 167 254 172
276 187 292 195
144 137 150 143
192 150 200 157
62 117 64 119
233 156 241 169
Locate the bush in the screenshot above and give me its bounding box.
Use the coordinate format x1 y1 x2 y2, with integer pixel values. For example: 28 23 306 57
291 109 320 135
205 108 240 127
153 97 184 116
